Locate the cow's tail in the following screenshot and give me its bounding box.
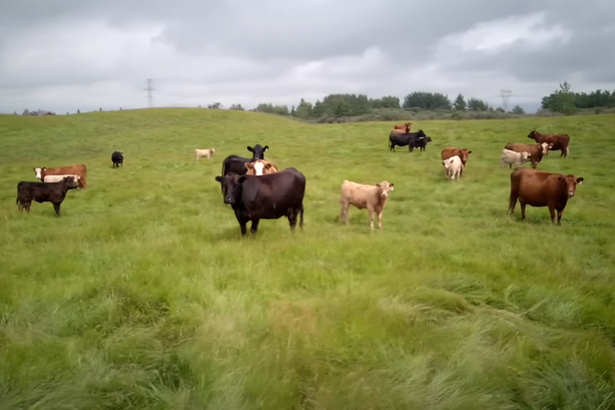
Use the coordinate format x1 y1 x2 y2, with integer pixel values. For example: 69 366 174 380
299 203 304 229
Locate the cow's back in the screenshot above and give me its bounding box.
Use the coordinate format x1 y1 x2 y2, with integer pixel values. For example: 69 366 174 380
513 168 558 205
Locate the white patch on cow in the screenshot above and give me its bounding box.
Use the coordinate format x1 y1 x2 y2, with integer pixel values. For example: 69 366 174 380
34 167 42 180
253 161 265 176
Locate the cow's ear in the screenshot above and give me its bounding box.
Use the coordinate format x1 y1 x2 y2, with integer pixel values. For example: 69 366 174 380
389 183 394 191
245 162 254 170
215 176 223 183
238 175 247 184
577 177 584 184
264 146 269 151
558 175 566 183
247 146 253 152
467 150 473 154
264 163 272 169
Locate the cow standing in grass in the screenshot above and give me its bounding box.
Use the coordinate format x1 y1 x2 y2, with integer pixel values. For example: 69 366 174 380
16 177 79 216
339 180 395 230
112 151 124 168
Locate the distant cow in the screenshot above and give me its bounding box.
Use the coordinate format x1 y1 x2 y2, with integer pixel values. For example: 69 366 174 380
221 144 269 177
214 168 306 236
43 174 81 183
527 130 570 158
16 176 79 216
441 147 472 177
500 149 531 169
504 142 551 169
245 159 279 176
34 164 88 189
409 136 433 152
195 148 215 162
509 168 584 225
389 130 427 151
111 151 124 168
339 180 395 230
393 122 412 133
442 155 463 181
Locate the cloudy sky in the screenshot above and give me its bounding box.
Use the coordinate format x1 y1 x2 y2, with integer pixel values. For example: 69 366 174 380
1 0 614 114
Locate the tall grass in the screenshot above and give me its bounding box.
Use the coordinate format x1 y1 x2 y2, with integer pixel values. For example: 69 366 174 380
1 109 614 409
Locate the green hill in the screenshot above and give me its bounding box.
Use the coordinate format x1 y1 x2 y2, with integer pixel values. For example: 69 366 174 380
1 109 615 409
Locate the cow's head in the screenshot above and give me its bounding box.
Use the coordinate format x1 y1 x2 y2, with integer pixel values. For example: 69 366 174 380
33 167 45 180
528 130 539 140
559 175 584 199
215 173 246 204
376 181 394 199
245 160 278 176
522 152 531 160
416 129 426 138
443 156 456 170
62 176 79 190
247 144 268 160
424 136 433 144
540 142 552 155
460 149 472 162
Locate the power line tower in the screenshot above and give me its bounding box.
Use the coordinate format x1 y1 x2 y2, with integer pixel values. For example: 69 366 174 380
144 78 154 108
500 89 512 112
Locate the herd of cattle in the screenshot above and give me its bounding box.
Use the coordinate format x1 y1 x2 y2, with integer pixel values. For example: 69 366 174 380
14 125 583 232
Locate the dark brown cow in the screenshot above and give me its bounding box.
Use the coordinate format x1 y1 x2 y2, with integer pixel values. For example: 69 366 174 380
504 142 551 169
34 164 88 189
527 130 571 158
441 147 472 177
16 177 79 216
393 122 412 133
508 168 584 225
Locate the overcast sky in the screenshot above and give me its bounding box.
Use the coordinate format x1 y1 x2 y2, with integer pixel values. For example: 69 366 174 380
1 0 614 114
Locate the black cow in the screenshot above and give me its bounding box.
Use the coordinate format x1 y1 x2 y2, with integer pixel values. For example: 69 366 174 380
16 176 79 216
221 144 269 176
389 130 427 151
111 151 124 168
214 168 306 236
409 136 433 152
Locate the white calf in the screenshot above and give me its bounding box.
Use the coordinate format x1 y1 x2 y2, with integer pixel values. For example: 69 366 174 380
43 174 81 183
443 155 464 182
500 149 531 169
196 148 215 162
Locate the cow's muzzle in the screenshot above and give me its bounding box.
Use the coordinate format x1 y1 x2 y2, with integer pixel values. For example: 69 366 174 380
568 192 574 199
224 197 234 204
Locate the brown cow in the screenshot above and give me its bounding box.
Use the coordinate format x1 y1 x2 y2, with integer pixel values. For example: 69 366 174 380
441 147 472 177
527 130 570 158
504 142 551 169
393 122 412 133
340 180 394 230
245 160 279 176
508 168 584 225
34 164 88 189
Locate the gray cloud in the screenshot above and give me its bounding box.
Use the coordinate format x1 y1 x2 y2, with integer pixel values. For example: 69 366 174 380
0 0 613 114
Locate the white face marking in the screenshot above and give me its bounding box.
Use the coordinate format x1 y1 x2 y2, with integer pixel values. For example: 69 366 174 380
34 168 42 179
253 161 265 176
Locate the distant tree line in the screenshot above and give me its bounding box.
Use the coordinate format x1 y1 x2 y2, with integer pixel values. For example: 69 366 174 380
541 82 615 115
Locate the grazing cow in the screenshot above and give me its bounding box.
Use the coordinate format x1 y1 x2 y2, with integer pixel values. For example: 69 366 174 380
195 148 215 162
441 147 472 177
111 151 124 168
245 159 279 176
221 144 269 176
527 130 570 158
389 130 427 151
393 122 412 133
16 176 79 216
504 143 551 169
339 180 395 230
214 168 306 236
43 174 81 183
500 149 531 169
34 164 88 189
508 168 584 225
442 155 464 181
409 136 433 152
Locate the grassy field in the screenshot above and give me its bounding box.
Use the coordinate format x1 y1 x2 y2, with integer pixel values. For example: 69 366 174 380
1 108 615 409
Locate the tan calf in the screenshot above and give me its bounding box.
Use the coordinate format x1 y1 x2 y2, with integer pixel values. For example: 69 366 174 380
340 180 395 230
196 148 215 162
245 160 279 176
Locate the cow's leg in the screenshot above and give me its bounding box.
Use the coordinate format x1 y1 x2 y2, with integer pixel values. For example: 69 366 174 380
520 201 527 221
340 201 349 224
250 219 260 235
368 208 375 230
25 201 31 213
531 161 537 169
288 210 297 231
53 202 61 217
556 208 564 226
548 205 556 225
378 211 384 230
239 222 248 236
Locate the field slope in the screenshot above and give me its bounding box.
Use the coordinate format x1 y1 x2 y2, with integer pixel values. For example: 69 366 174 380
1 109 615 410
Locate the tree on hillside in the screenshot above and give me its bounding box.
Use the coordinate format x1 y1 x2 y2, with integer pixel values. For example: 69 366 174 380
255 103 290 116
402 92 452 110
540 82 576 115
370 96 401 109
467 98 489 111
229 104 244 111
293 98 313 119
453 94 466 111
208 102 223 109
